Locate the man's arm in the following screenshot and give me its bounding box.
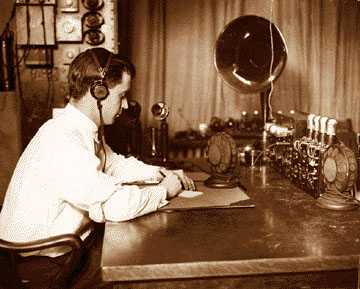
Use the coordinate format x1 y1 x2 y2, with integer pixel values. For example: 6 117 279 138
103 142 162 183
104 143 195 190
101 185 168 222
55 141 167 222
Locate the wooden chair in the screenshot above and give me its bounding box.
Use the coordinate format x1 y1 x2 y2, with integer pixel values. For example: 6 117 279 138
0 223 95 289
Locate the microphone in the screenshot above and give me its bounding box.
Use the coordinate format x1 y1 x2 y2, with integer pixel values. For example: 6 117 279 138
151 102 169 120
115 100 141 127
151 102 169 162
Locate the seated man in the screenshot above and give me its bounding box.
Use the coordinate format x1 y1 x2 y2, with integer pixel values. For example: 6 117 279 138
0 47 195 258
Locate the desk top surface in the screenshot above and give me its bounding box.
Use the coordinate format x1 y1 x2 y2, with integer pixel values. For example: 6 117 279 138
101 165 360 282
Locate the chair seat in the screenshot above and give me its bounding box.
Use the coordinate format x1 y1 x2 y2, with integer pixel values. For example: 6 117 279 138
0 223 98 289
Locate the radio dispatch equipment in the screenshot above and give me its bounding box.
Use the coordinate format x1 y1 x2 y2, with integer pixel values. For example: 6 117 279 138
208 14 359 209
205 112 359 210
267 113 358 210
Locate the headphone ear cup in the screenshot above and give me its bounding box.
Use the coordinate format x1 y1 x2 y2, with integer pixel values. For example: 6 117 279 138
90 80 109 101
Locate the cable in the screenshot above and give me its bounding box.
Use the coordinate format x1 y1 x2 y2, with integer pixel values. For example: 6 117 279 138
268 0 275 120
14 40 24 100
177 108 193 131
252 142 291 167
97 100 107 172
15 47 30 66
39 0 54 111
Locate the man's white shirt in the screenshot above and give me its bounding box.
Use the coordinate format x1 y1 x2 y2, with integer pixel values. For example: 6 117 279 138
0 104 167 256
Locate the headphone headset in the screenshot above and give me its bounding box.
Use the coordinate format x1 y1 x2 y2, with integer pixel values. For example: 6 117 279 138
90 50 113 101
88 50 134 171
89 49 113 172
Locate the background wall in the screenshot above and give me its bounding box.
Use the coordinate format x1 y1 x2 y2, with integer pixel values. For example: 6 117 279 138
0 92 22 204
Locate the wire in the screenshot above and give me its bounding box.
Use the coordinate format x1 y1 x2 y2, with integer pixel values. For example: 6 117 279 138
268 0 275 120
39 1 54 111
14 42 23 96
25 2 31 44
15 47 30 66
97 100 107 172
177 108 193 131
252 142 291 167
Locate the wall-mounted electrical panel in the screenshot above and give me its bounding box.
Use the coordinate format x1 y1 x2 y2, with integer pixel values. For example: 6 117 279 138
56 14 82 42
14 0 119 145
16 0 56 46
16 0 118 52
59 0 79 13
24 48 53 67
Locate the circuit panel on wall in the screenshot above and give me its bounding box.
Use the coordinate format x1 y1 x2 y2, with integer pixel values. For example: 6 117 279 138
14 0 119 145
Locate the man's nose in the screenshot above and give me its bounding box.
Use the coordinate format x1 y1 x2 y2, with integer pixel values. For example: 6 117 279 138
121 97 128 109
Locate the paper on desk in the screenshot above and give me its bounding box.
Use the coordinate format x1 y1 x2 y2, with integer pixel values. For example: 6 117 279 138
160 177 251 211
178 190 204 198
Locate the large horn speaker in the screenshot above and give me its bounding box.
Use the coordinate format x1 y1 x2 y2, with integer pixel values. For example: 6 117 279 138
215 14 287 95
205 15 288 188
215 14 287 125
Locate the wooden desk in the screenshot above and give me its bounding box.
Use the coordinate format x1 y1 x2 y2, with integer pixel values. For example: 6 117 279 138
101 166 360 289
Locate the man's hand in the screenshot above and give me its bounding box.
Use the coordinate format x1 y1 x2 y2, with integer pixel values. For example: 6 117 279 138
159 168 196 191
172 169 196 191
159 170 182 199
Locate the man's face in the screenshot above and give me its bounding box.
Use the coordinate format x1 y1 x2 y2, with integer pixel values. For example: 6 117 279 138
101 72 131 125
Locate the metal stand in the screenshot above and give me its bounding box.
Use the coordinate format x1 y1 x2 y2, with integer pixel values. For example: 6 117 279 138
316 188 359 211
259 88 273 163
204 174 238 188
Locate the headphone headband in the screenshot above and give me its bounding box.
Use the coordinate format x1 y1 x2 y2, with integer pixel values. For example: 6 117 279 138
90 50 113 101
91 50 113 79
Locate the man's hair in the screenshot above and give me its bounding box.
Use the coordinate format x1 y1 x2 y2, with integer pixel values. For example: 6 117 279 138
68 47 136 100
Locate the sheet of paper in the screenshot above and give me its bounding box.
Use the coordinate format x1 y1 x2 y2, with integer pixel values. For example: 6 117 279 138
178 190 204 198
160 171 252 211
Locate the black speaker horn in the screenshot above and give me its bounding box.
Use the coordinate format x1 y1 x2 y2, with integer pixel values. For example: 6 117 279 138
214 15 287 95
